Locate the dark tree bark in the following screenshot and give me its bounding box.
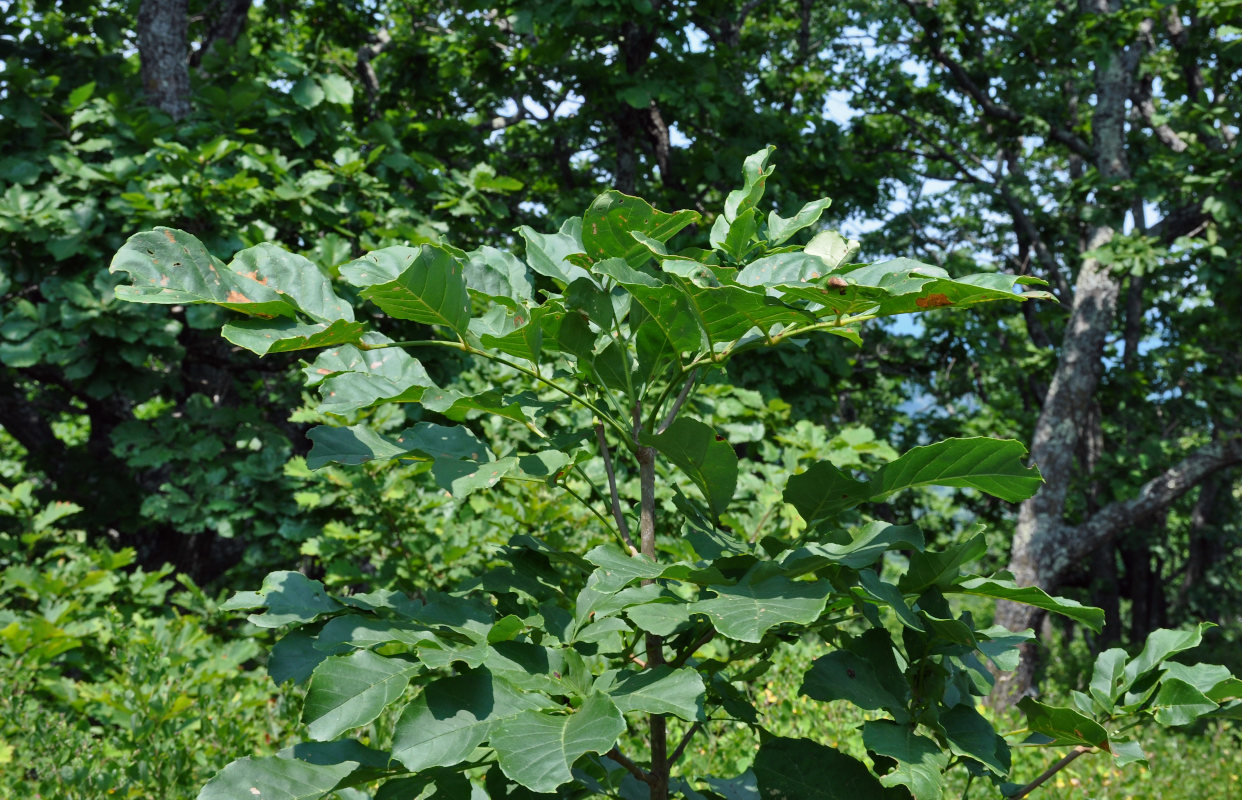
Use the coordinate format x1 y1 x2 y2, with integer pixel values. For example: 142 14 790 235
138 0 192 120
190 0 253 69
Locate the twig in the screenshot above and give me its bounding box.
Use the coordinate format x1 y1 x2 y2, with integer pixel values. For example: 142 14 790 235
1010 746 1091 799
670 627 716 669
656 369 697 435
606 747 651 785
669 721 704 766
596 421 638 554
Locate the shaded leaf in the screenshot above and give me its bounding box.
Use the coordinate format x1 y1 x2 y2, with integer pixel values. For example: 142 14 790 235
862 720 948 800
581 190 699 267
952 576 1104 632
690 571 831 643
594 666 706 721
391 669 549 772
642 417 738 518
490 693 626 793
753 737 904 800
1016 697 1110 749
341 245 471 334
800 651 907 717
198 755 357 800
303 651 420 740
222 571 342 629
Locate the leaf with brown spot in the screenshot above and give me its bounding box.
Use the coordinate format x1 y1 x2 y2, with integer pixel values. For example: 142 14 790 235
916 293 952 308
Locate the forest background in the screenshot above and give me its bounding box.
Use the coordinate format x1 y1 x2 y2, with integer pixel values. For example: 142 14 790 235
1 0 1241 797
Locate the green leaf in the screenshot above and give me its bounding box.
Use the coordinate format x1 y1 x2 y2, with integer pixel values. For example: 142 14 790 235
899 533 988 594
305 340 439 415
782 460 871 523
862 720 948 800
940 705 1009 777
594 666 706 721
1089 647 1129 707
198 755 357 800
465 245 534 302
303 650 420 740
800 651 907 716
753 737 904 800
780 522 925 574
340 246 472 334
229 244 355 322
669 279 814 353
736 251 841 286
723 146 775 223
952 576 1105 632
1124 624 1212 684
519 218 592 286
391 669 549 772
625 600 692 636
805 230 860 268
1152 678 1218 726
786 439 1041 524
316 615 441 649
581 190 699 267
584 544 669 592
67 81 96 109
1016 697 1110 749
767 198 832 246
870 439 1043 503
320 74 354 105
490 693 626 793
111 228 293 317
222 318 366 355
306 425 426 468
222 571 342 628
641 417 738 518
269 629 339 686
292 77 325 108
1109 739 1148 767
689 570 831 643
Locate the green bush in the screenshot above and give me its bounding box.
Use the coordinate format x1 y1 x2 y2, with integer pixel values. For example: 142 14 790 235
0 481 299 799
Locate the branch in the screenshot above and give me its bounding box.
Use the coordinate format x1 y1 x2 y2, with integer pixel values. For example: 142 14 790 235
596 422 638 554
898 0 1093 159
996 153 1072 300
477 99 527 131
1147 202 1209 244
606 747 651 785
669 721 704 766
191 0 251 71
1064 435 1242 565
656 370 697 435
1010 746 1092 799
356 29 392 121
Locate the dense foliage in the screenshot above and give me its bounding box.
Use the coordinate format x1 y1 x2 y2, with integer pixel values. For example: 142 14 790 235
108 150 1242 799
3 0 1241 797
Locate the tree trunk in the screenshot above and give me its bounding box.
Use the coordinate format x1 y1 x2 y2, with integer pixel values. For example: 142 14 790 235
991 1 1137 705
138 0 192 120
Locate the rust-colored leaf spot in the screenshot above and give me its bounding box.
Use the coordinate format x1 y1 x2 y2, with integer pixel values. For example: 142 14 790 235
316 368 332 375
243 270 270 285
827 276 848 296
916 293 953 308
714 434 725 442
225 290 252 303
163 230 176 243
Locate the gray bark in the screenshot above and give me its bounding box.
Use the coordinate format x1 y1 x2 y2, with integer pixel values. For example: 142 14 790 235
138 0 192 120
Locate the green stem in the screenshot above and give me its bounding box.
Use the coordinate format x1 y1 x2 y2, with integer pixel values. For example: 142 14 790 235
365 338 631 441
681 314 879 372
